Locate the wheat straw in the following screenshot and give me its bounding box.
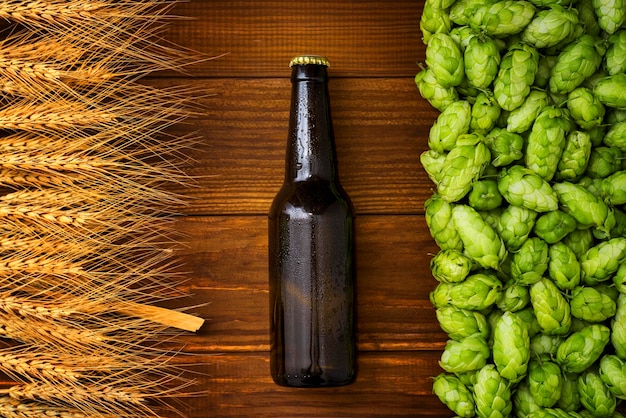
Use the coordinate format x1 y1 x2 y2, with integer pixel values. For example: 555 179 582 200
0 1 206 416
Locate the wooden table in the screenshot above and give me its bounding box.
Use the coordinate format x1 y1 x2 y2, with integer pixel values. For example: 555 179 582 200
158 1 449 416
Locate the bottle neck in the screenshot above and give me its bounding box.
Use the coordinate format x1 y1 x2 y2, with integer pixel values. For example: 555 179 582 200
286 64 337 183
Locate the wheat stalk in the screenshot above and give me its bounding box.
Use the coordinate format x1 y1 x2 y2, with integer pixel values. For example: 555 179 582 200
0 2 208 417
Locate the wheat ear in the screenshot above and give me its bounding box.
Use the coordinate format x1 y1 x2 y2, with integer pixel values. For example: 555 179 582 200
0 395 96 418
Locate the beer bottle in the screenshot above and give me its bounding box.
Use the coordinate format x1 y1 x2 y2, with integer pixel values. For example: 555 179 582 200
268 55 356 388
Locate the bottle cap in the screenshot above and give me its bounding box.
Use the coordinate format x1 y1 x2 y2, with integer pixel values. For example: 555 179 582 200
289 55 330 68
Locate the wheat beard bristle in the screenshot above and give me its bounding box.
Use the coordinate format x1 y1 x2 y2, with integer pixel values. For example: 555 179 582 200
0 1 208 417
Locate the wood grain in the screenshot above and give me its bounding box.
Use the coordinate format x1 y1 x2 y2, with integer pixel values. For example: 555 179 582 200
171 215 445 353
165 0 426 78
169 351 449 417
150 0 460 416
157 76 438 216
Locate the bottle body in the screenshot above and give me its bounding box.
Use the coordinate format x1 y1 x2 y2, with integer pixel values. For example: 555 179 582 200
268 56 356 387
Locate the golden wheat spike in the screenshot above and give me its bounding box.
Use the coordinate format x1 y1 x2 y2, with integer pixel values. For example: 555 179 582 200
0 0 204 73
0 395 97 418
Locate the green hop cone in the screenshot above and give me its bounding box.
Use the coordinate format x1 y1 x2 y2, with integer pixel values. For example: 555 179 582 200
517 306 542 338
553 181 616 234
549 35 604 95
592 0 626 34
474 364 513 418
430 249 472 283
470 91 501 133
420 0 452 44
577 0 602 36
449 25 478 50
425 33 465 87
528 359 563 407
557 324 611 373
420 149 446 185
602 170 626 205
557 372 582 412
436 306 489 340
613 294 626 359
464 34 501 89
548 241 581 290
428 100 471 153
521 5 579 48
483 128 524 167
479 207 503 232
599 355 626 400
468 179 502 211
586 146 622 179
593 74 626 109
530 333 565 357
578 175 604 198
469 0 536 37
514 381 543 417
498 165 559 212
506 90 550 133
606 30 626 75
432 272 503 311
493 311 530 383
497 283 530 312
530 278 571 335
535 54 558 89
450 0 499 26
563 228 595 259
604 120 626 151
438 134 491 202
415 67 459 111
496 204 537 251
533 210 577 244
494 43 540 111
424 194 463 251
555 130 593 181
567 87 606 130
613 263 626 295
525 105 570 181
432 373 475 417
511 237 548 285
451 204 507 270
580 237 626 285
578 369 617 416
439 333 490 373
570 287 617 322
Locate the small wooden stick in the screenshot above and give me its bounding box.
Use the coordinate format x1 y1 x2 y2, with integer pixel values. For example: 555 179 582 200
118 302 205 333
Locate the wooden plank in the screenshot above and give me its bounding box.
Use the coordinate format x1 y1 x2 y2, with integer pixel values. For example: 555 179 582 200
153 77 438 216
181 351 449 417
166 214 446 353
166 0 426 78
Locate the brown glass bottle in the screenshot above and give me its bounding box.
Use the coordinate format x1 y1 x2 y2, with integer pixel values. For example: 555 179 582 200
268 56 356 388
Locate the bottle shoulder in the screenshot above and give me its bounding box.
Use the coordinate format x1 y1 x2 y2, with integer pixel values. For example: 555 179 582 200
270 179 353 217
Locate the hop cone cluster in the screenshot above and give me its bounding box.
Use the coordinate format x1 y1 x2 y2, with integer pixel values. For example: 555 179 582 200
417 0 626 414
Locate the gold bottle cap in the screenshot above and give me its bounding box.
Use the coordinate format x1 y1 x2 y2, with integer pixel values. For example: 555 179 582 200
289 55 330 68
